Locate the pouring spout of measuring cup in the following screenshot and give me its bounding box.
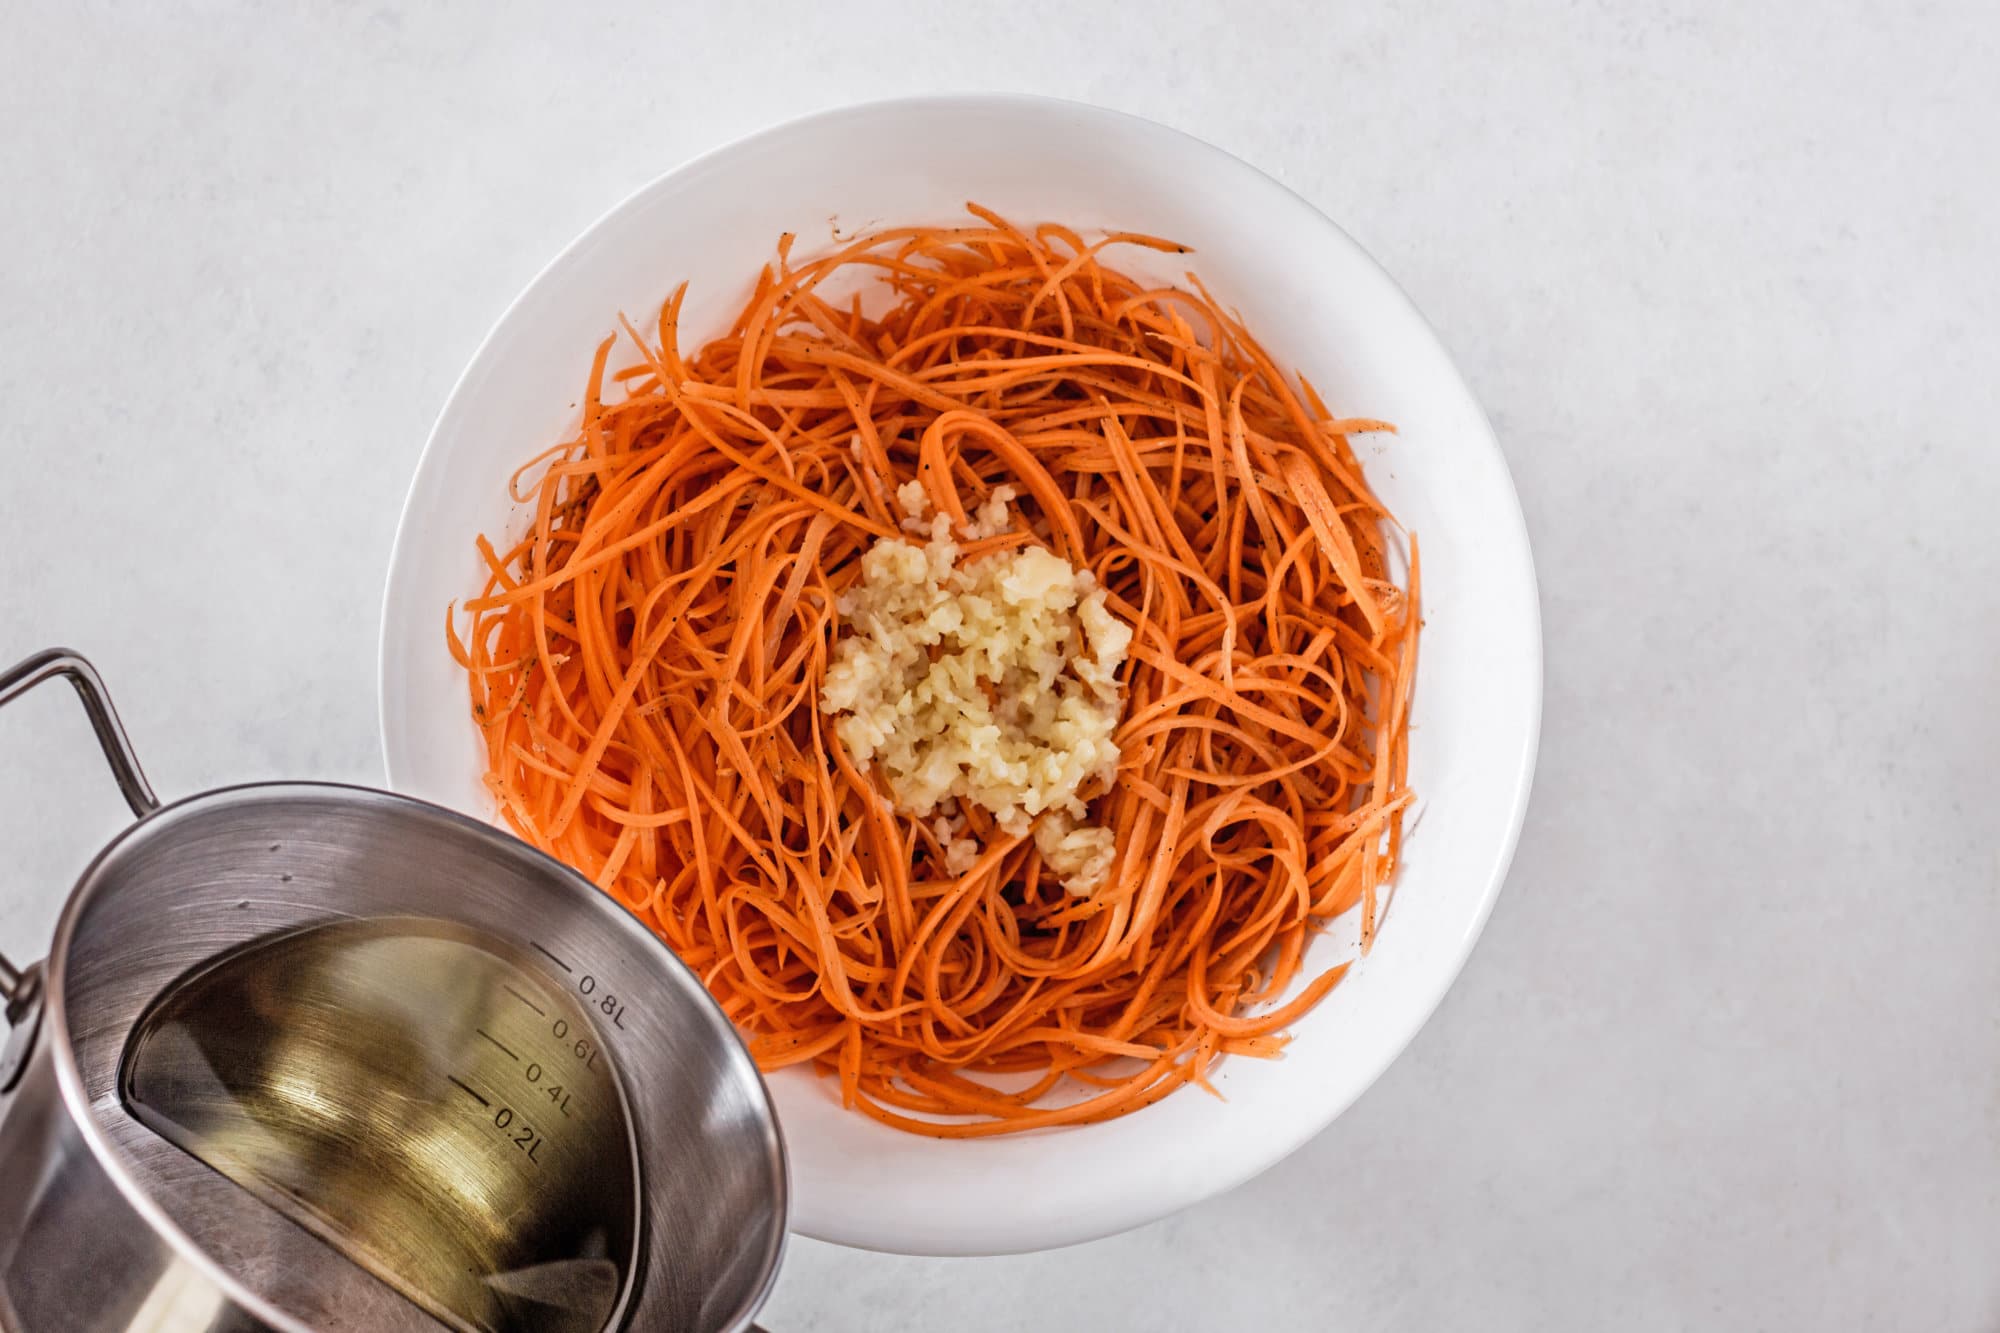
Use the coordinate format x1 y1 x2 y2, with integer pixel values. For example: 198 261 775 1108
0 648 158 1009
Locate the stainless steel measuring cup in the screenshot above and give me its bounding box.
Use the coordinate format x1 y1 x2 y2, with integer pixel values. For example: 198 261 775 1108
0 649 787 1332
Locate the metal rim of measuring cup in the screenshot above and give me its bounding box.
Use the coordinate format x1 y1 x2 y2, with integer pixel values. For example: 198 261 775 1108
0 649 791 1332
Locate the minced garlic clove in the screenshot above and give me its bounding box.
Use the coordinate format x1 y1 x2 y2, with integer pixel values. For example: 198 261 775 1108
819 490 1128 894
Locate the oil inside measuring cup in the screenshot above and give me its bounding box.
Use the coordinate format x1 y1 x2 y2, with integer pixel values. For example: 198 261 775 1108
118 916 640 1333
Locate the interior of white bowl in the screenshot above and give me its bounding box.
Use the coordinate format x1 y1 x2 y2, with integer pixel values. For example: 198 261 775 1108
379 95 1540 1256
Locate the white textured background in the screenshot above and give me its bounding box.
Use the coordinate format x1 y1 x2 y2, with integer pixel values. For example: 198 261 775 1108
2 3 1995 1329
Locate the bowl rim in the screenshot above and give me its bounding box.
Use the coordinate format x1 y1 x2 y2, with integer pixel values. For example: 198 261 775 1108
377 91 1542 1256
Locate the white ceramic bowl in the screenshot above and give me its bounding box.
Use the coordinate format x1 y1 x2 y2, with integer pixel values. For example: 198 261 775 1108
379 95 1540 1257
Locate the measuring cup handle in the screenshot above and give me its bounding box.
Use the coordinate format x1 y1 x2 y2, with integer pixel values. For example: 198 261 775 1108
0 648 158 1004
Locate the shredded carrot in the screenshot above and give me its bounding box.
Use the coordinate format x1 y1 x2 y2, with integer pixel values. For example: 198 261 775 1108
454 207 1418 1136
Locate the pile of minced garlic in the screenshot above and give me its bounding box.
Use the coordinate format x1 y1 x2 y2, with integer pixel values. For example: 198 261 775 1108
819 481 1132 894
